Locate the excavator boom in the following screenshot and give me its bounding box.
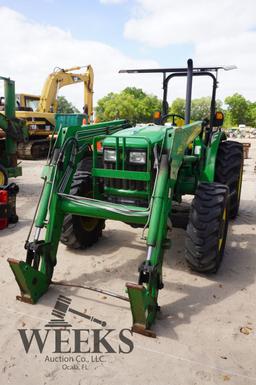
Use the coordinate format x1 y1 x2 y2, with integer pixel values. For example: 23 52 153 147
37 65 94 116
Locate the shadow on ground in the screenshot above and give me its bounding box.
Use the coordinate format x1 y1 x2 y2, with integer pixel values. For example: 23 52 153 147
14 200 255 339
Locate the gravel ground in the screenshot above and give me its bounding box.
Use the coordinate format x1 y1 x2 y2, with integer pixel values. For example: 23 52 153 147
0 139 256 385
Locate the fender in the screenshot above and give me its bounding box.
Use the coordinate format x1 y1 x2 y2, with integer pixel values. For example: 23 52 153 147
201 131 226 182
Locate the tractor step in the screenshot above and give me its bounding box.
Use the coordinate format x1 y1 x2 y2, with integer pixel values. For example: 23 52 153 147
8 258 50 304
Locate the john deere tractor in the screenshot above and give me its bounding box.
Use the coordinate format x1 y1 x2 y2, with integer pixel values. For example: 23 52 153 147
0 76 28 185
8 59 243 337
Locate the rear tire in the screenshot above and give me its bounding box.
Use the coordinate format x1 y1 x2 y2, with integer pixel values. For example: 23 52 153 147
215 140 243 219
185 183 229 273
60 172 105 249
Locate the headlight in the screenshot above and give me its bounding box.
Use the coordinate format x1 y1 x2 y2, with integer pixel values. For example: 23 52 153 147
104 149 116 162
129 151 146 164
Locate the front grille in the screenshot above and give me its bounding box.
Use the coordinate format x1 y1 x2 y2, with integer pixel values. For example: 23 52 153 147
103 161 147 191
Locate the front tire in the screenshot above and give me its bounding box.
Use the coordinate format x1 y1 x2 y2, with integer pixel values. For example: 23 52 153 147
60 172 105 249
185 183 229 273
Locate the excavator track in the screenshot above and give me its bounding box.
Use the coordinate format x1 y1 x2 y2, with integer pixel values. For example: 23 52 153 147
17 139 50 160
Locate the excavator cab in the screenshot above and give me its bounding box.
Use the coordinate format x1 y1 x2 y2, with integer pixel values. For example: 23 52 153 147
16 94 40 112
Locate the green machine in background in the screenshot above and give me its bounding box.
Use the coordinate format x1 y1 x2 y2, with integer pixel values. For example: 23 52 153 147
0 76 28 185
8 59 243 336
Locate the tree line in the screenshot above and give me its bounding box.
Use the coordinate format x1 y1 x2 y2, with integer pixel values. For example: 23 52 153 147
58 88 256 128
95 88 256 127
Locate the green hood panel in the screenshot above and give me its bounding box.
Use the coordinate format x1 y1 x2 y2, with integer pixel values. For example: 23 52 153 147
103 124 172 148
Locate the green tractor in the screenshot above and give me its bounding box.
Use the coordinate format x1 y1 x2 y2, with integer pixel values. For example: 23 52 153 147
0 76 28 185
8 59 243 337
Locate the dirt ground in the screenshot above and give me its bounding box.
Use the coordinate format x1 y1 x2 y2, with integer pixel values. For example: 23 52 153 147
0 139 256 385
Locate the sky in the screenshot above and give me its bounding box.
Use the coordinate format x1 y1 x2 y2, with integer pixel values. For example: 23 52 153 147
0 0 255 110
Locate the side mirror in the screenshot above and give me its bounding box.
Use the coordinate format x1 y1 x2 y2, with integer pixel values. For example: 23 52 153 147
213 111 224 127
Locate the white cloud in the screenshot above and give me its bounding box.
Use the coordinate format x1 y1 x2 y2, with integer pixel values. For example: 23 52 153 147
0 6 160 111
195 32 256 101
124 0 256 101
124 0 256 46
1 2 254 113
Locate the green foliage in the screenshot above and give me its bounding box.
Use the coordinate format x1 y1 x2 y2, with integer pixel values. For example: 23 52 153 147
95 87 162 123
223 93 256 127
192 97 222 121
224 93 249 126
57 96 80 114
222 111 232 128
170 98 185 117
170 97 223 121
96 87 256 127
248 102 256 127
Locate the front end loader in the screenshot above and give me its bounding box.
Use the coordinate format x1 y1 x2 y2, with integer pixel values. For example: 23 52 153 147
8 59 243 336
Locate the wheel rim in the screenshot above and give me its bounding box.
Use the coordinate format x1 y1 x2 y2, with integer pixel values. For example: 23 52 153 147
0 170 6 185
218 207 227 251
80 217 99 232
237 163 243 203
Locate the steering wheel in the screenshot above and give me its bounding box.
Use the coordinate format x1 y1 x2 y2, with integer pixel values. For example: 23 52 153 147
160 113 185 125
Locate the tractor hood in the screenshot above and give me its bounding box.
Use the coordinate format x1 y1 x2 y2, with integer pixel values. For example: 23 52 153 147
103 124 171 148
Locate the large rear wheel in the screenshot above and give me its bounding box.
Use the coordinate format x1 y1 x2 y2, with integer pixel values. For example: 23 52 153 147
215 140 243 219
185 183 229 273
60 172 105 249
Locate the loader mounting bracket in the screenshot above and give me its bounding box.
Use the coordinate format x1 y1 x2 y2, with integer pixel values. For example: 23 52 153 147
7 258 50 304
126 282 158 338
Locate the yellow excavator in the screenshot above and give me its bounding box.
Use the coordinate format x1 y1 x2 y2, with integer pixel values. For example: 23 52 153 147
13 65 94 159
16 94 40 112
